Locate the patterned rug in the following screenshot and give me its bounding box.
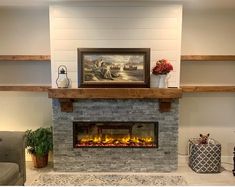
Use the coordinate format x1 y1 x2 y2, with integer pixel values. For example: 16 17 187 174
31 173 187 186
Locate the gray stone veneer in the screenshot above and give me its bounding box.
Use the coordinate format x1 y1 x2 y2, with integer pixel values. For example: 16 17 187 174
52 99 179 172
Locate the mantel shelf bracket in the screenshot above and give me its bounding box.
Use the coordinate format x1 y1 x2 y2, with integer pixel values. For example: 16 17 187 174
59 99 74 112
159 99 172 113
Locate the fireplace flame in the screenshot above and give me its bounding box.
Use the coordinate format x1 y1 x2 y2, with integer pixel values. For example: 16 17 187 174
78 135 155 147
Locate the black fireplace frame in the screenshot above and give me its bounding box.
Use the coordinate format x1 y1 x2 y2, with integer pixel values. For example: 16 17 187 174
73 121 159 148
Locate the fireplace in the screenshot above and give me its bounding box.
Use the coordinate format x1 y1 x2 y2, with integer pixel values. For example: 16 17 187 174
52 99 179 172
73 122 158 148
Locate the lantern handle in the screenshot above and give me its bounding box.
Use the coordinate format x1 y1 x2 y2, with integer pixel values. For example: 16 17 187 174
58 65 68 74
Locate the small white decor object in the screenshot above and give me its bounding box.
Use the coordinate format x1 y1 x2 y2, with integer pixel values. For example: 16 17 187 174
159 74 167 88
56 65 70 88
150 74 160 87
151 59 173 88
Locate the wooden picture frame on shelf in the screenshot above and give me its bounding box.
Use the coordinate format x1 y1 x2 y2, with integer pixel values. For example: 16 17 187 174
77 48 150 88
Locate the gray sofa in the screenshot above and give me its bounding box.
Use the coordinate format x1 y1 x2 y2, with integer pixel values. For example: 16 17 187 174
0 131 26 185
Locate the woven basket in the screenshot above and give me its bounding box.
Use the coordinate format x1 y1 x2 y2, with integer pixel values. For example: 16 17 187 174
188 138 221 173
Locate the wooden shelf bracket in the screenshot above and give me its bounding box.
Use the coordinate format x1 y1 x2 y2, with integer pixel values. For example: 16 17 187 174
159 99 172 113
59 99 74 112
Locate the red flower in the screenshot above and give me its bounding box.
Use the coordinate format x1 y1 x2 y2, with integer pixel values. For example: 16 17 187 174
152 59 173 75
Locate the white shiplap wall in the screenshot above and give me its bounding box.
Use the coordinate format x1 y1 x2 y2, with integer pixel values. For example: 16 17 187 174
50 2 182 88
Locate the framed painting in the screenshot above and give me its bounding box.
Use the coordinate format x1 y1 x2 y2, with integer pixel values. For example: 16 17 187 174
77 48 150 88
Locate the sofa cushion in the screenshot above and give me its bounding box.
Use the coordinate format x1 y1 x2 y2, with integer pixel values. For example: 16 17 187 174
0 162 19 185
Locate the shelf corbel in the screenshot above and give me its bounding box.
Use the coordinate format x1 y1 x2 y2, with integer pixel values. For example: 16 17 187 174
59 99 74 112
159 99 172 112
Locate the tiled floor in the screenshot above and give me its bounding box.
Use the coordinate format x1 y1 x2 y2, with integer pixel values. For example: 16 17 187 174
25 157 235 186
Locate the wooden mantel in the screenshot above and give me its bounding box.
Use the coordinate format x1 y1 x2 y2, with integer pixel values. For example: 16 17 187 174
48 88 182 99
48 88 182 113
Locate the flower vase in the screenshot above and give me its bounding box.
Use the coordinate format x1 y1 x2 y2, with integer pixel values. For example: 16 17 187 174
150 74 160 88
159 74 168 88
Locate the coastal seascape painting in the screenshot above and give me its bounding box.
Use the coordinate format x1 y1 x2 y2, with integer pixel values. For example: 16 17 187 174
78 48 150 88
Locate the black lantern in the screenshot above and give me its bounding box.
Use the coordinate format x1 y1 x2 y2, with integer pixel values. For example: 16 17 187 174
56 65 70 88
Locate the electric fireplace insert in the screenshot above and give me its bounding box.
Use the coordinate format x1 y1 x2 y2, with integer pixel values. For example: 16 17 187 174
73 122 158 148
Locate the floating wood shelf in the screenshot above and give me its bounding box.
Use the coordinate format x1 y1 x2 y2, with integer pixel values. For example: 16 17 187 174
181 86 235 93
0 55 50 61
48 88 182 113
0 85 51 92
181 55 235 62
1 55 235 62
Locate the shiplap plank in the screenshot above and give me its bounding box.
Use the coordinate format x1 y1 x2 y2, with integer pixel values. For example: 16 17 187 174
152 53 178 63
53 50 178 62
53 17 178 29
67 71 77 83
53 2 182 8
53 29 177 40
53 6 180 18
53 62 77 72
52 40 178 51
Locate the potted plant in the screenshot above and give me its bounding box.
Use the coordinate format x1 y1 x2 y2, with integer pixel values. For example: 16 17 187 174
151 59 173 88
25 127 53 168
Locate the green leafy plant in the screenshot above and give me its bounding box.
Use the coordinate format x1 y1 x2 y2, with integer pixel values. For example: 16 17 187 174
25 127 53 157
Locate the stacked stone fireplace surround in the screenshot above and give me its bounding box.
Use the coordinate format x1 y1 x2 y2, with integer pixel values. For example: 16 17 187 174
52 98 179 172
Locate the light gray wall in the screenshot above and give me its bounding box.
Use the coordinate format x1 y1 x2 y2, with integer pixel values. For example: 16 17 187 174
0 7 52 134
182 9 235 55
0 7 50 54
181 61 235 86
0 6 51 85
179 9 235 156
0 61 51 85
0 92 52 130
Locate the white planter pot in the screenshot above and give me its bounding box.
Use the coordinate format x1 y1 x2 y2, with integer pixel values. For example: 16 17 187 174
150 74 160 88
159 74 167 88
151 74 168 88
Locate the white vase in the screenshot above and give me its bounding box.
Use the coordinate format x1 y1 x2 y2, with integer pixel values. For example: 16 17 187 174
159 74 168 88
150 74 160 88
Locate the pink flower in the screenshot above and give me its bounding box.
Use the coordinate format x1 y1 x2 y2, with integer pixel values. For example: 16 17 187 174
152 59 173 75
